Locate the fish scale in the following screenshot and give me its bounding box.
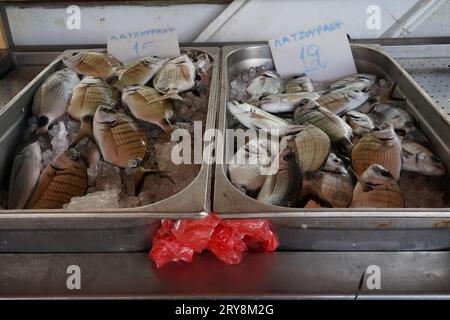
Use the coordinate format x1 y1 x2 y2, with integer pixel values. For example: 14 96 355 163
294 105 352 143
32 69 79 133
352 131 402 180
29 153 88 209
122 86 175 133
315 173 353 207
68 77 118 121
114 57 167 89
351 184 404 208
317 91 368 115
292 125 330 174
93 107 149 168
153 54 196 94
63 51 123 80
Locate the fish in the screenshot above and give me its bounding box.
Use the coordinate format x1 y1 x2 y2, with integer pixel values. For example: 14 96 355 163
282 124 330 174
111 56 168 90
352 123 402 180
350 164 404 208
285 74 314 93
67 76 118 146
228 137 275 192
246 70 285 101
400 138 446 176
28 149 88 209
343 110 375 136
153 54 196 94
227 100 289 134
368 102 427 142
293 100 353 153
330 74 376 92
317 90 369 115
122 85 180 133
259 92 321 113
8 142 42 209
32 69 79 134
301 153 354 208
93 105 149 168
257 137 302 207
62 51 123 80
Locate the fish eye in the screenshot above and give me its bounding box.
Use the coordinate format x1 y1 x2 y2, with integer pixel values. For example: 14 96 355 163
380 170 391 177
431 155 440 162
283 152 293 161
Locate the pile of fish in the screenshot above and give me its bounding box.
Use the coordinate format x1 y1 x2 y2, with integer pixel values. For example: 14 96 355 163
5 49 212 210
227 69 446 208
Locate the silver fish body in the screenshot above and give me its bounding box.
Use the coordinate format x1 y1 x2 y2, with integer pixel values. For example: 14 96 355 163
246 70 285 101
302 153 353 208
113 56 168 90
153 54 195 94
330 74 376 92
294 101 353 148
228 137 275 192
257 138 302 207
227 100 289 134
259 92 321 113
285 74 314 93
352 123 402 180
351 164 404 208
282 124 331 174
344 110 375 136
317 90 369 115
32 69 80 133
401 139 446 176
369 103 426 142
8 142 42 209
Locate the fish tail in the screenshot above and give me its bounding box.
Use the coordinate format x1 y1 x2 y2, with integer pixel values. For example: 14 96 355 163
372 82 399 103
407 127 428 143
133 167 175 196
69 116 94 148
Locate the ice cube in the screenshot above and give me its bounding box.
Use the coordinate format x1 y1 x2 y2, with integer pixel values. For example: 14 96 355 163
41 149 54 170
64 189 120 210
96 161 122 191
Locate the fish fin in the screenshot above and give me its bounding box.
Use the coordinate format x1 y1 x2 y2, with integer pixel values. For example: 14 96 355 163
407 127 428 143
133 167 174 196
373 82 397 103
69 116 93 148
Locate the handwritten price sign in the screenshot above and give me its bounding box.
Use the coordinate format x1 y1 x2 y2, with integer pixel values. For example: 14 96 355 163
269 21 356 81
107 27 180 64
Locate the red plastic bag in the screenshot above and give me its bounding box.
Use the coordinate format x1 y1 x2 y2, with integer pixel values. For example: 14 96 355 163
149 214 279 268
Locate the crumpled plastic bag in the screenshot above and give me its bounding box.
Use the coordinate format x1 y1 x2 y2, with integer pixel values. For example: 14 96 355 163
149 213 279 268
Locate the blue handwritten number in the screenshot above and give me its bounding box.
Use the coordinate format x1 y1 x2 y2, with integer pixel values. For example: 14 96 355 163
132 41 154 57
299 44 327 73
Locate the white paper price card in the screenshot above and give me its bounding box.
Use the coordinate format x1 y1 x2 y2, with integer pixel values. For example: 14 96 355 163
107 27 180 64
269 20 357 81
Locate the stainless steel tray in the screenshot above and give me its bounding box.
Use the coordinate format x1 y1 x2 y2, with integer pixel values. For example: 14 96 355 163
0 47 220 252
215 44 450 251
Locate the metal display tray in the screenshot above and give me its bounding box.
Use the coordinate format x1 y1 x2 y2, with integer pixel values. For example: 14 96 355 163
215 44 450 251
0 47 220 253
